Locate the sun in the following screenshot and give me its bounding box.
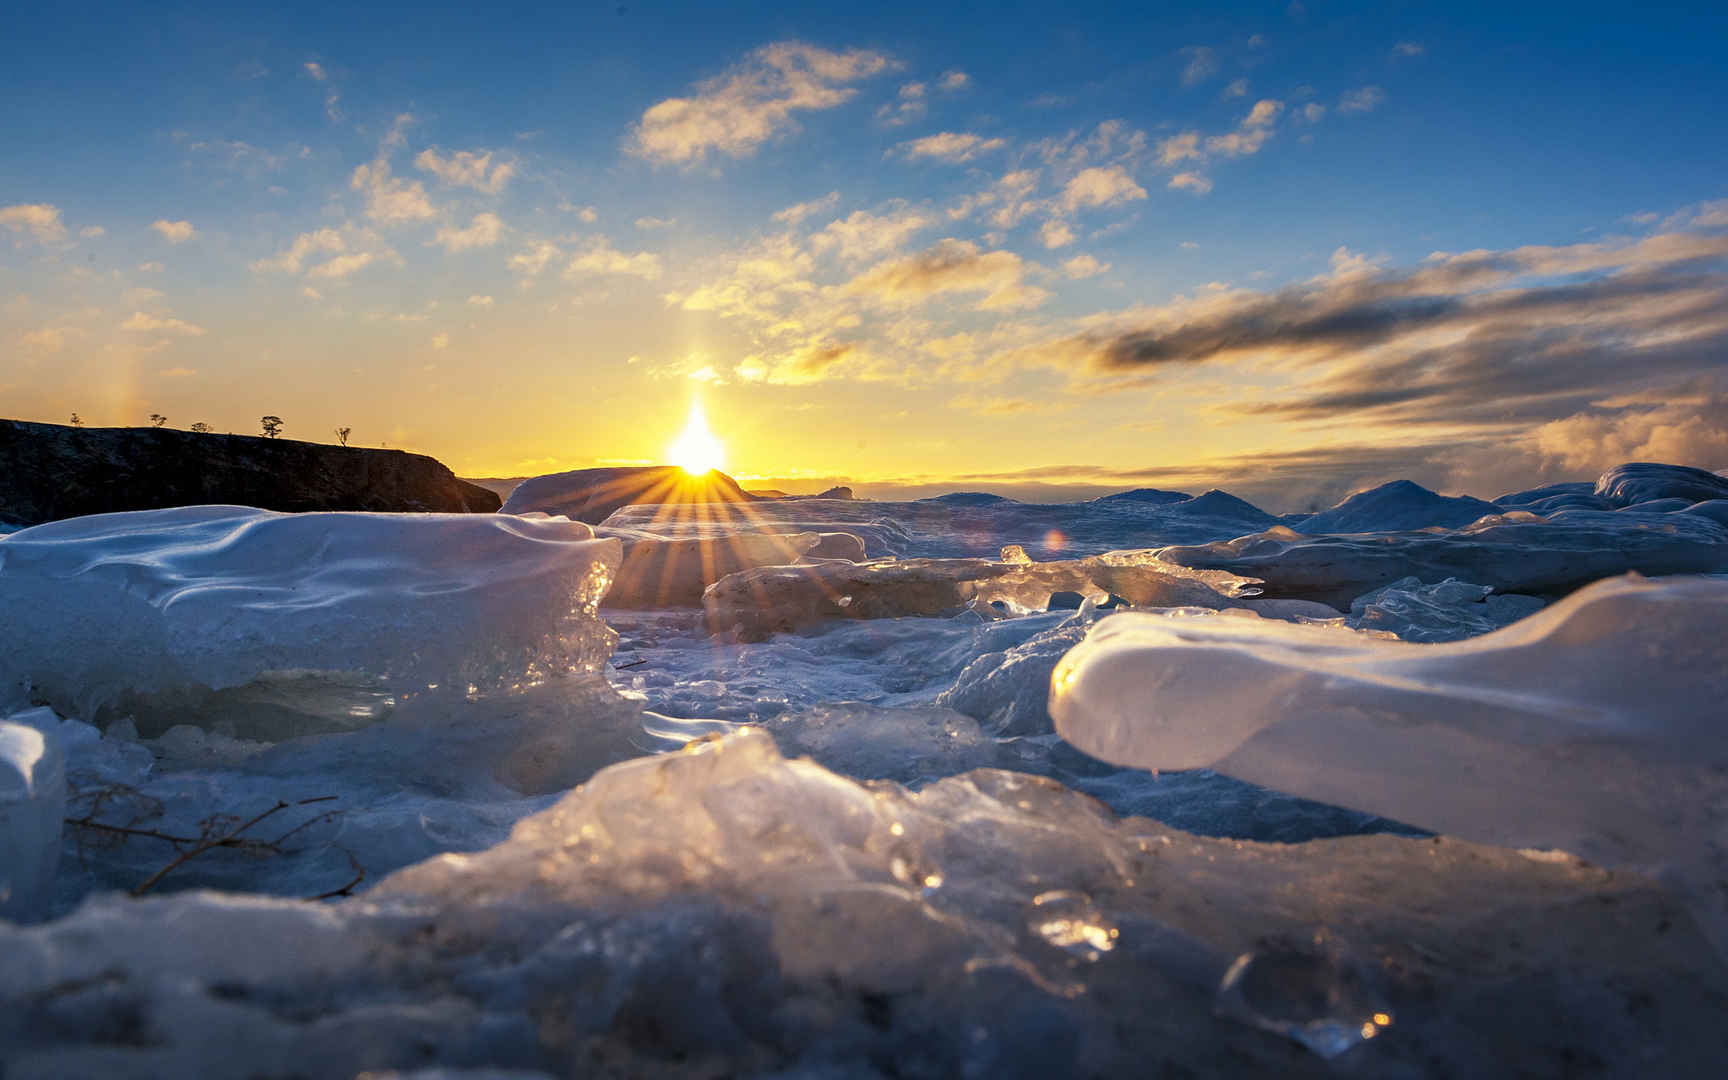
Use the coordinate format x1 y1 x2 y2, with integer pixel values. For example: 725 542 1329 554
668 401 725 475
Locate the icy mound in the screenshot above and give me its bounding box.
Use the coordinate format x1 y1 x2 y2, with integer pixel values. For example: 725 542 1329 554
1090 487 1193 505
1157 511 1728 607
1346 577 1547 642
0 507 621 727
4 729 1725 1077
600 528 821 607
1051 574 1728 945
1594 462 1728 507
0 707 64 922
500 464 753 522
703 551 1258 641
1295 480 1498 534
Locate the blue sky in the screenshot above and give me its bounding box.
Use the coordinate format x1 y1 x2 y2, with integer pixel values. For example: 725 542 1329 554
3 1 1725 507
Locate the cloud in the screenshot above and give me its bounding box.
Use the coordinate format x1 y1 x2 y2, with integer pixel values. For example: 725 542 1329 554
509 241 560 276
1040 220 1076 248
252 228 346 274
844 238 1045 311
149 219 197 244
138 260 165 272
1060 166 1148 212
896 131 1008 163
938 70 970 92
1298 102 1326 123
772 190 841 225
467 294 494 306
1205 99 1283 156
0 203 66 244
1062 254 1108 278
304 61 327 81
1168 171 1213 194
431 332 449 350
738 340 862 384
1392 42 1425 57
307 252 375 279
877 81 927 126
1222 78 1249 99
565 238 663 280
433 212 504 252
1179 45 1219 86
352 160 435 223
1156 132 1202 166
20 328 67 351
628 41 893 165
811 207 932 260
1338 86 1386 114
635 216 676 230
414 148 515 193
1020 226 1728 471
79 225 105 239
122 311 205 335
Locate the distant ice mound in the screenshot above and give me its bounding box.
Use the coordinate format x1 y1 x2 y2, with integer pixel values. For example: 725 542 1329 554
1593 462 1728 508
1158 510 1728 606
1050 574 1728 946
0 507 621 727
920 491 1017 506
1295 480 1498 534
501 464 754 523
1090 487 1193 505
1165 489 1277 526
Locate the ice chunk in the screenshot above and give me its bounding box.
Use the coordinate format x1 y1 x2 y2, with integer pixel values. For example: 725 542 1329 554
1594 461 1728 508
938 622 1092 736
4 728 1724 1076
0 707 65 922
1157 511 1728 607
0 507 621 728
1050 573 1728 945
1347 576 1547 642
600 528 818 607
703 551 1257 641
764 703 1000 782
1294 480 1498 535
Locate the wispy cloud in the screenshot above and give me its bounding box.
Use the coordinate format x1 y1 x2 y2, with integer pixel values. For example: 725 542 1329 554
1338 86 1386 114
252 228 345 273
149 219 196 244
414 148 515 193
433 212 504 252
628 41 894 165
896 131 1008 163
564 238 663 280
0 203 67 245
773 190 841 225
844 238 1047 311
122 311 205 335
1179 45 1219 87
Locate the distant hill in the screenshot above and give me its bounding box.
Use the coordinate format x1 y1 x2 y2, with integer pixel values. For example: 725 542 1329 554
0 418 499 527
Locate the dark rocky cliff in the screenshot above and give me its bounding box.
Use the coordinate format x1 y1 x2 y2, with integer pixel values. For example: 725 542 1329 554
0 419 500 526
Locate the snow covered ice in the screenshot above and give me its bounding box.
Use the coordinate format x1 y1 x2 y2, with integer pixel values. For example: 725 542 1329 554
3 461 1728 1076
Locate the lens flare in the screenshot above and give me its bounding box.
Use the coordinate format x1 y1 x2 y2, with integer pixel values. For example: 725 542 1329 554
669 401 725 475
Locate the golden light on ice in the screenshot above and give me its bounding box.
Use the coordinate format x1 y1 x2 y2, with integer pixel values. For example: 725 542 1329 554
669 401 725 475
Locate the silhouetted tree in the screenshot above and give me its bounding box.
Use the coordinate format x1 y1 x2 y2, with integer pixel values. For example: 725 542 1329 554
69 413 83 426
190 422 212 433
148 413 167 428
260 415 284 438
335 426 351 446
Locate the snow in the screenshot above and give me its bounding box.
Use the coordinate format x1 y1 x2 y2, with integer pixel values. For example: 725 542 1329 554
0 707 64 922
1050 573 1728 947
1593 461 1728 507
0 506 621 729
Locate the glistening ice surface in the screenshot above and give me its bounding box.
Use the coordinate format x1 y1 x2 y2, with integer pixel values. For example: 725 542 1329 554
2 463 1727 1076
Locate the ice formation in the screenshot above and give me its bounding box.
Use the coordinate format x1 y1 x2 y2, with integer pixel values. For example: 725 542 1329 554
1157 511 1728 607
1345 576 1547 642
0 507 621 728
600 527 822 607
3 728 1724 1077
1050 573 1728 944
703 551 1258 640
0 707 64 922
1292 479 1498 534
